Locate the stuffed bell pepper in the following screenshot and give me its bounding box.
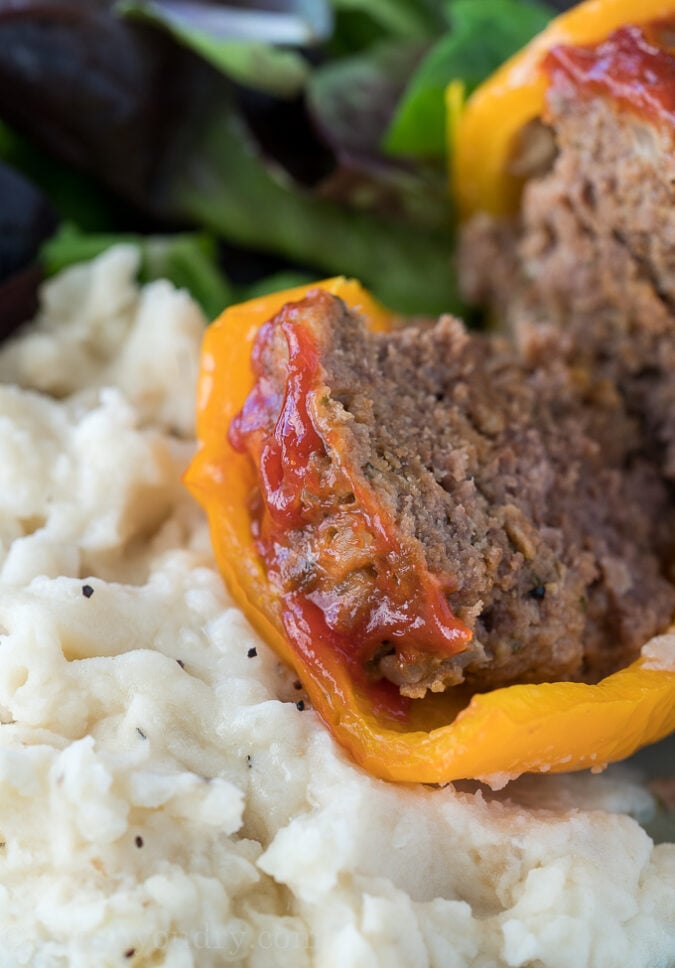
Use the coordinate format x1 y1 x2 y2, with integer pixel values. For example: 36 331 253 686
186 0 675 786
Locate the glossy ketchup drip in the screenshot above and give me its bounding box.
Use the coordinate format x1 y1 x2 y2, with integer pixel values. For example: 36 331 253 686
544 22 675 127
231 314 324 530
230 300 472 719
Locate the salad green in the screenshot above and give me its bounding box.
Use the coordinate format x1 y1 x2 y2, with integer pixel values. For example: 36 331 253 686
385 0 554 158
0 0 564 324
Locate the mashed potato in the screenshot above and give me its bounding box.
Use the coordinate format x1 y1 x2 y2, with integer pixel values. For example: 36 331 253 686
0 247 672 968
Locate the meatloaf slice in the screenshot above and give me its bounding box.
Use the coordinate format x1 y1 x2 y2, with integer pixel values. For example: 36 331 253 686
231 290 675 697
459 23 675 479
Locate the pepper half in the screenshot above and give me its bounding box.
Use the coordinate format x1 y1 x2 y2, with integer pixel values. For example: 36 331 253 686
451 0 675 219
185 278 675 784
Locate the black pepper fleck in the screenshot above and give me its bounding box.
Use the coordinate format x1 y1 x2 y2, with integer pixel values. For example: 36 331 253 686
82 584 94 599
247 647 257 658
293 680 302 690
296 700 305 711
135 836 144 848
176 659 185 668
528 584 546 600
136 727 146 740
246 754 252 768
124 949 136 959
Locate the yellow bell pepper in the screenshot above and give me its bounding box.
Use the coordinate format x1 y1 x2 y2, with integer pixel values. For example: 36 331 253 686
185 278 675 784
452 0 675 219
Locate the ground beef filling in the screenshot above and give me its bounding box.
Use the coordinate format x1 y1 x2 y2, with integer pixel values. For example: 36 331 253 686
459 23 675 480
230 291 675 698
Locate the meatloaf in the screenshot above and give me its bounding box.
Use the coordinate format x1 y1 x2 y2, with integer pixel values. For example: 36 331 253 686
459 22 675 479
230 290 675 698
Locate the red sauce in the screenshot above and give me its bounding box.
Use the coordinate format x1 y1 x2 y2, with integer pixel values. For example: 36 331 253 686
229 298 472 715
543 22 675 127
230 314 324 530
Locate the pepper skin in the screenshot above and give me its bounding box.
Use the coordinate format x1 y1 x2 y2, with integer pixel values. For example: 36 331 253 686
451 0 675 219
185 278 675 784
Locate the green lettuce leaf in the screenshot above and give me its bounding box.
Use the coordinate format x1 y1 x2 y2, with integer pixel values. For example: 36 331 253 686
307 41 450 231
117 0 311 98
384 0 554 159
173 110 460 315
330 0 444 39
